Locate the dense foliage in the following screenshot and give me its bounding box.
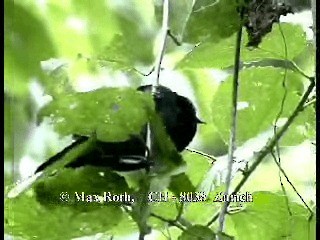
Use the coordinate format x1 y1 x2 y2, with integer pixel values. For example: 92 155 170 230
4 0 315 239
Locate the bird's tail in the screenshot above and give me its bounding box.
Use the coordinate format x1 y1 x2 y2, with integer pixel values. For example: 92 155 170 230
7 171 43 199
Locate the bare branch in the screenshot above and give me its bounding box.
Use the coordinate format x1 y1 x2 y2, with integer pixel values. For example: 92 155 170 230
154 0 170 86
150 213 185 231
217 13 243 235
167 30 181 46
186 148 217 163
207 78 315 226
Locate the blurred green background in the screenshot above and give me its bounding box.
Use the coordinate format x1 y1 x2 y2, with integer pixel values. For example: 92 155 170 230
4 0 315 239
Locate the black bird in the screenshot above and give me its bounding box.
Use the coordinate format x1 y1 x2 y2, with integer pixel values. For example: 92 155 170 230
35 85 204 173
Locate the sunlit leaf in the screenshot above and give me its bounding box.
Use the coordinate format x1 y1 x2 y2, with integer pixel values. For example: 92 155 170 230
182 68 228 155
211 67 304 145
106 0 156 65
34 166 132 207
281 104 316 145
169 173 196 195
227 192 315 240
38 87 154 142
177 24 307 70
5 193 125 240
183 0 240 43
179 225 216 240
182 151 212 188
155 0 193 41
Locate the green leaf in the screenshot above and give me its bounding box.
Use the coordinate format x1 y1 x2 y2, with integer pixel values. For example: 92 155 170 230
182 68 228 155
227 191 315 240
98 34 146 72
39 1 93 58
178 24 307 69
130 176 152 238
183 201 218 226
241 24 307 61
179 225 215 240
34 166 132 207
149 113 185 175
73 0 157 72
293 42 315 77
5 193 125 240
38 87 155 142
71 0 120 52
169 173 196 195
106 0 156 65
5 165 136 239
149 201 179 230
40 58 74 98
281 104 316 145
183 0 240 43
211 68 304 145
182 151 212 188
155 0 193 41
169 0 194 41
182 186 224 225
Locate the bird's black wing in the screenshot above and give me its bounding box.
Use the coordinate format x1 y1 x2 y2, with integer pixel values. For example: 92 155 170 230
65 136 149 171
35 136 89 173
35 135 150 173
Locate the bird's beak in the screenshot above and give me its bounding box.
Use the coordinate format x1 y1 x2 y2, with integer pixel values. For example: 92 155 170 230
196 117 206 124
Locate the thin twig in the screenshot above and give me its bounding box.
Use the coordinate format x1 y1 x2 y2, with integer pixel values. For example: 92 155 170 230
94 57 156 76
290 61 314 81
186 148 217 163
139 66 156 77
217 13 243 235
303 98 316 109
167 30 181 46
154 0 170 86
270 150 313 215
150 213 186 231
270 150 292 216
193 1 220 13
207 78 315 226
272 21 291 216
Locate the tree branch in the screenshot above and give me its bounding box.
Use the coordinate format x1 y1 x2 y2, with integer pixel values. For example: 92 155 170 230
150 213 186 231
139 1 170 239
154 0 170 87
207 77 315 226
217 15 243 235
167 30 181 46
